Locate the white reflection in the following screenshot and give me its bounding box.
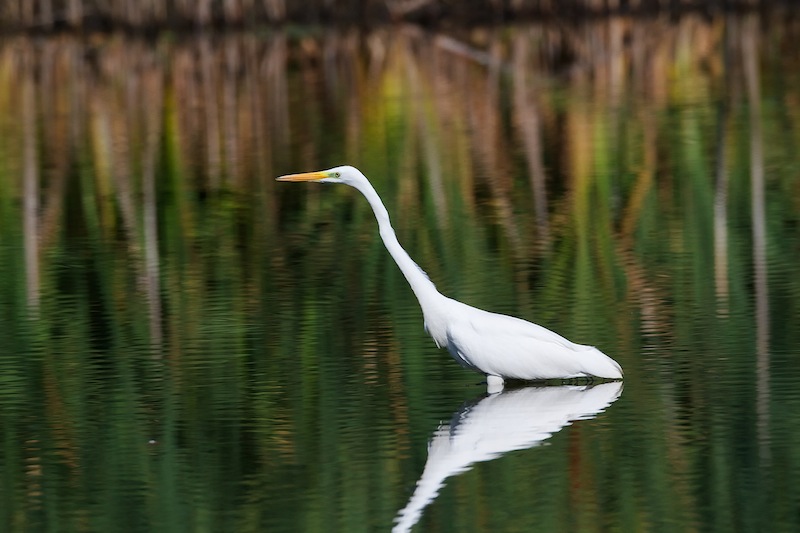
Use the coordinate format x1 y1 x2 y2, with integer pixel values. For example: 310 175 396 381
393 382 623 533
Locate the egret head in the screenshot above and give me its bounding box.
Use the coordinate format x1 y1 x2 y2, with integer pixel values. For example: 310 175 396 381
276 165 366 187
278 165 390 222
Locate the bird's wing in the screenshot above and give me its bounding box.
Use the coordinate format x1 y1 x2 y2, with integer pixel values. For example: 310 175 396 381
445 308 596 380
463 306 590 351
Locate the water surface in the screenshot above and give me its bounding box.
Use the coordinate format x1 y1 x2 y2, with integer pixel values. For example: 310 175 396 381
1 14 800 532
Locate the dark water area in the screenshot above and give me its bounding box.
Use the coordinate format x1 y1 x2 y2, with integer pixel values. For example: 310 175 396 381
1 12 800 532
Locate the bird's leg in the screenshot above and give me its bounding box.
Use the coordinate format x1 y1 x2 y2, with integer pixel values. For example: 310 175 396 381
486 375 505 394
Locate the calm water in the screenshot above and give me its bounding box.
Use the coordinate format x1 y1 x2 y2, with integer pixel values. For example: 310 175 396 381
1 13 800 532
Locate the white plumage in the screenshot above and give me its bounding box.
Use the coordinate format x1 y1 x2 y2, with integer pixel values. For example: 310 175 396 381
278 165 623 391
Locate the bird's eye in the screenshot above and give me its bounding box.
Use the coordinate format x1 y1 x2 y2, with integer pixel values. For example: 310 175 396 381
334 172 341 178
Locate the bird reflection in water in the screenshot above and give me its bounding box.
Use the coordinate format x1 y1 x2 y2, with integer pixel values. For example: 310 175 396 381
393 382 623 533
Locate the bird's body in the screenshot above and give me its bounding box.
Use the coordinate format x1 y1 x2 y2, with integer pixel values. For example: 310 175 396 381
278 165 623 391
427 297 622 382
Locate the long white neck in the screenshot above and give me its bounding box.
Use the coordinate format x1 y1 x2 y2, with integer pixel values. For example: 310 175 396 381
352 179 443 308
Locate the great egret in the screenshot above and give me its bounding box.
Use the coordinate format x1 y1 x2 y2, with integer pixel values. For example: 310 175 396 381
277 166 623 391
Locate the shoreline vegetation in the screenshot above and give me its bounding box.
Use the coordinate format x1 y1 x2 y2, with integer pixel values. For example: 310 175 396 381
0 0 787 33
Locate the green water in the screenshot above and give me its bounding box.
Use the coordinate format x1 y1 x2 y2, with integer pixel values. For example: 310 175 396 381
1 13 800 532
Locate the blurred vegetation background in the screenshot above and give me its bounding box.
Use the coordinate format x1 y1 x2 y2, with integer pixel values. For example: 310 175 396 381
0 0 787 29
1 4 800 532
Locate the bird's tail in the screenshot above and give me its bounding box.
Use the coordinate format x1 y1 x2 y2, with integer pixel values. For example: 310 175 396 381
582 347 623 379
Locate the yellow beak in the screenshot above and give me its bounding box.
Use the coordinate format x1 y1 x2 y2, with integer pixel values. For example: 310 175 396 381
276 170 328 182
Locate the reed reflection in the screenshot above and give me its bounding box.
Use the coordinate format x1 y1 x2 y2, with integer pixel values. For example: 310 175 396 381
393 383 623 533
0 14 798 532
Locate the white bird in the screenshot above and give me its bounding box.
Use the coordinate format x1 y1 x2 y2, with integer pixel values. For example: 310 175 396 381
392 382 623 532
277 165 623 391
